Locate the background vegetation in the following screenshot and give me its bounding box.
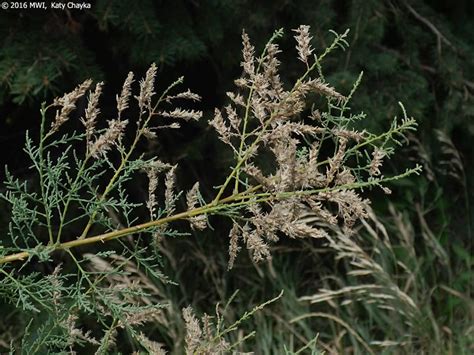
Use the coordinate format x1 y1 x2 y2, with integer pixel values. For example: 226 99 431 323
0 0 472 353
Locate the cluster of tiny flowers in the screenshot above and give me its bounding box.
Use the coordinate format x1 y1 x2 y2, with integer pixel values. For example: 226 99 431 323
208 26 397 267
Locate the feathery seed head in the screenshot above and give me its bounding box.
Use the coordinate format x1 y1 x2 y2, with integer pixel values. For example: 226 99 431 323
164 165 177 213
117 72 134 116
81 81 104 143
241 30 256 76
137 63 158 111
50 79 93 134
186 182 207 231
160 108 202 121
370 148 386 176
227 223 241 270
209 108 231 144
182 306 202 354
165 89 201 103
89 119 128 158
293 25 313 65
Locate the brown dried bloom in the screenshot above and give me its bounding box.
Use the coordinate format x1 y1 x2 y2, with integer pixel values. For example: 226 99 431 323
206 26 420 269
271 136 298 191
142 127 157 140
63 313 99 347
309 78 347 104
234 78 248 88
136 332 166 355
164 164 177 213
263 42 284 99
182 306 229 354
144 160 171 219
209 108 231 145
137 63 158 111
50 79 92 134
49 264 62 309
160 108 202 121
116 71 134 117
182 306 202 354
241 30 256 76
251 96 267 123
81 81 104 145
121 308 163 327
370 148 386 176
335 168 356 186
146 169 159 219
318 189 370 231
225 105 242 132
305 198 338 226
243 164 272 190
270 88 306 121
165 89 201 103
186 182 207 231
326 137 348 184
245 229 271 263
293 25 313 65
227 223 241 270
334 128 365 142
89 119 128 158
226 91 245 107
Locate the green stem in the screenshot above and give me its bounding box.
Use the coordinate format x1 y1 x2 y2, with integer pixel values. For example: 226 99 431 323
78 80 181 239
233 32 281 194
0 165 420 265
38 104 54 245
0 186 259 264
213 58 320 204
56 155 90 243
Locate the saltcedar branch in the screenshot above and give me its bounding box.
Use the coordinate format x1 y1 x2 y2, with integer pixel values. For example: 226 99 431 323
0 186 259 264
0 164 420 265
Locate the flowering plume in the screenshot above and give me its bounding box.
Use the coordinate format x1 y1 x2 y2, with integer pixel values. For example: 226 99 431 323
50 79 92 134
81 81 104 145
136 63 158 112
293 25 314 65
116 72 134 118
89 119 128 158
207 27 419 269
186 182 207 231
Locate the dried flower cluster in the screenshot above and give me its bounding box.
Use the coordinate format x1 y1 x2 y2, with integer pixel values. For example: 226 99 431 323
137 63 158 112
89 118 128 158
117 72 134 117
144 160 172 219
50 79 92 134
209 26 419 267
182 307 229 354
81 81 104 145
186 182 207 231
293 24 314 65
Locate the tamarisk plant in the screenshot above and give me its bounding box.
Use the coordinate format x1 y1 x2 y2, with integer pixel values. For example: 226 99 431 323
0 26 421 352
